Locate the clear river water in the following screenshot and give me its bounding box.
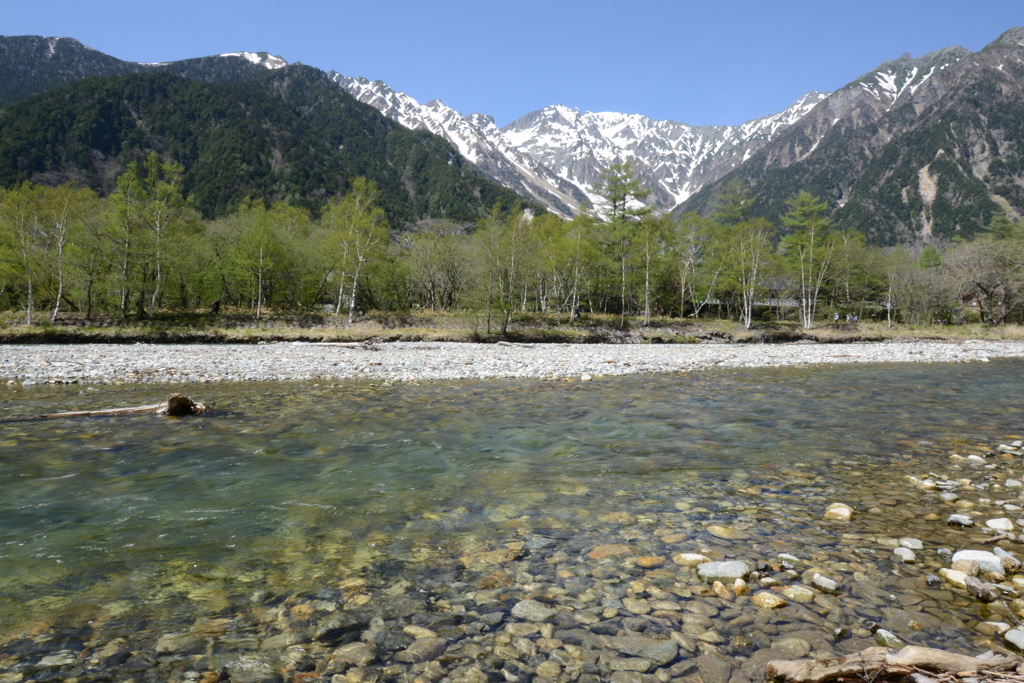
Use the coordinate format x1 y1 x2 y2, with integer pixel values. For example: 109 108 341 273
2 359 1024 679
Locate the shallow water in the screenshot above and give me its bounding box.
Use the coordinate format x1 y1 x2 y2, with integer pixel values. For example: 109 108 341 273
2 360 1024 674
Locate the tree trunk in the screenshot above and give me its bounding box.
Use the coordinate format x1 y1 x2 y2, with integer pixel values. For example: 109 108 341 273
347 259 363 324
767 645 1020 683
7 393 208 421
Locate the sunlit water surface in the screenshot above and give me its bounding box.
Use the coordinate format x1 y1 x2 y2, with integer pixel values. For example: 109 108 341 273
2 359 1024 658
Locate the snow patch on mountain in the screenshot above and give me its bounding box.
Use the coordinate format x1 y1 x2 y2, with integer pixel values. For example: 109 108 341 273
852 48 967 110
221 52 288 70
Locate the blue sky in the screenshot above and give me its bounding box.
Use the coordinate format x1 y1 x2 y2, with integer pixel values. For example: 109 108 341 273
5 1 1022 127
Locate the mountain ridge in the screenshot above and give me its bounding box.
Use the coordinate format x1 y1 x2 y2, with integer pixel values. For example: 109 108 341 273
332 71 828 216
0 52 532 224
679 28 1024 243
1 29 1022 242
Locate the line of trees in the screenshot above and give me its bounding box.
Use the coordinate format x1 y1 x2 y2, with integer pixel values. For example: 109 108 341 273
2 158 1022 328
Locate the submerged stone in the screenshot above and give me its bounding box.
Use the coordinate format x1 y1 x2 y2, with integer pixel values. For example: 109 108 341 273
395 637 448 663
607 634 678 665
751 591 787 609
511 599 556 622
874 629 903 649
825 503 853 521
707 524 749 540
780 585 815 603
811 573 840 594
674 552 711 567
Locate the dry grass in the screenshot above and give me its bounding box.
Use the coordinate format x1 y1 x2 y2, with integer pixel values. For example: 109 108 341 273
2 308 1024 345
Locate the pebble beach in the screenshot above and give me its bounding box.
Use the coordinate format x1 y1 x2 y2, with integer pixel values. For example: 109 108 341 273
3 338 1024 384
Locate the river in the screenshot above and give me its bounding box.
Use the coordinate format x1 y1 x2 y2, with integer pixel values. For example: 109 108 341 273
2 360 1023 681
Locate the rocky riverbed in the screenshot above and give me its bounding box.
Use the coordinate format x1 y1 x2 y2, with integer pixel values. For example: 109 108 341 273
5 428 1024 682
2 338 1024 384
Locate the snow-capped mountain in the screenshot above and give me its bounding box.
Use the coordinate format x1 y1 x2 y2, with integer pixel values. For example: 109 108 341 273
332 72 827 216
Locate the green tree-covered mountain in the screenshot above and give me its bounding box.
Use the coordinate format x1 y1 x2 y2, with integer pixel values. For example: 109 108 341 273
0 38 533 224
680 28 1024 245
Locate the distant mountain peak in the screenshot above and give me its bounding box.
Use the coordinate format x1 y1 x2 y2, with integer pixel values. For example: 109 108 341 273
334 71 833 216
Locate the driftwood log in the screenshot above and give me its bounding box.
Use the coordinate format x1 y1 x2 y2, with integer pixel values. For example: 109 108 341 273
7 393 207 421
306 341 379 350
767 646 1022 683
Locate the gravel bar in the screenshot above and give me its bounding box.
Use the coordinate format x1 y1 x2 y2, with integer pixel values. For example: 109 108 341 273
3 339 1024 384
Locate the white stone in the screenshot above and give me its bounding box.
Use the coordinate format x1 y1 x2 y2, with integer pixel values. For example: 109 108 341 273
893 548 917 563
811 573 840 594
697 560 751 583
825 503 853 521
952 549 1004 575
1005 629 1024 651
899 537 924 549
947 514 974 527
939 568 969 589
987 518 1015 532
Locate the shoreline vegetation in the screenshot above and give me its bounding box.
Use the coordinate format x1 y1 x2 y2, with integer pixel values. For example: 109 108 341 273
4 310 1024 346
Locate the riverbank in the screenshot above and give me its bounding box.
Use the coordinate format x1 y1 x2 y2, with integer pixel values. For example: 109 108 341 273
2 339 1024 385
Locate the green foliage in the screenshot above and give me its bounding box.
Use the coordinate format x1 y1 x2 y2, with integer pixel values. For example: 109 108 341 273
6 156 1024 329
919 244 942 268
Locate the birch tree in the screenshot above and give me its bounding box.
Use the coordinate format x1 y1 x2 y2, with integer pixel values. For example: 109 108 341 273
139 154 192 319
0 184 42 323
321 178 390 323
729 218 774 329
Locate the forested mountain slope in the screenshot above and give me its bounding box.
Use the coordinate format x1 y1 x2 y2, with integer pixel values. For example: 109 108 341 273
0 62 532 223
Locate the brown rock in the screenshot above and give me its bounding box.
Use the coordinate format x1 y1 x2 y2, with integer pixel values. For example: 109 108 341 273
636 556 666 569
589 544 633 560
